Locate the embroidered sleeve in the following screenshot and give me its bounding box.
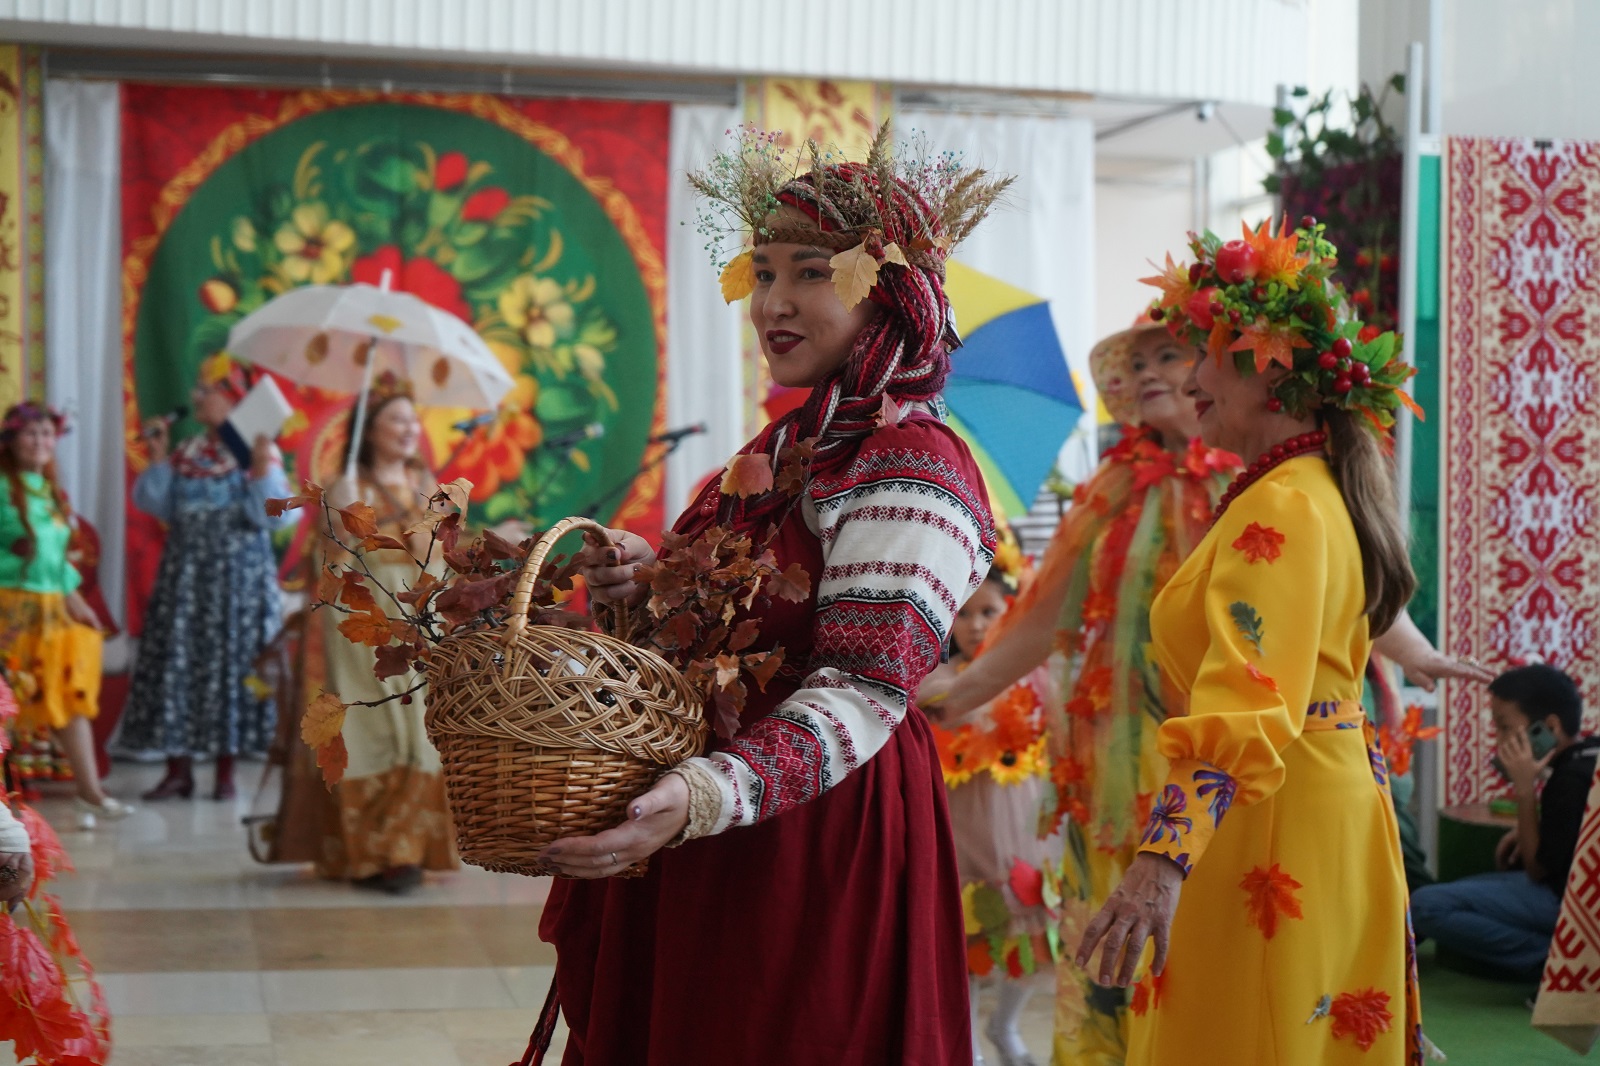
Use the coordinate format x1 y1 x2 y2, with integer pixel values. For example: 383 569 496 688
1138 481 1327 875
678 427 995 836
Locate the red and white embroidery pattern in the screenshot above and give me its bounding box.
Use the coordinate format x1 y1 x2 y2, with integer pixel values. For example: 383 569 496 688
689 425 995 832
1443 137 1600 804
1536 759 1600 1047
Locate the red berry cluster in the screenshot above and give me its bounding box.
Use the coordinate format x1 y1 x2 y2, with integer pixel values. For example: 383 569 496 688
1270 335 1367 412
1210 430 1329 526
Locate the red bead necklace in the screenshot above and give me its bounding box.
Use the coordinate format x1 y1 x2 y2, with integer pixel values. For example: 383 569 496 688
1209 430 1328 528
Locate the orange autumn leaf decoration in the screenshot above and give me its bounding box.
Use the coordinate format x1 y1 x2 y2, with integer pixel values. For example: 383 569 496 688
337 609 395 648
1240 863 1305 939
1329 988 1394 1051
336 500 379 539
1207 318 1234 365
1139 252 1195 310
719 249 756 303
1246 663 1279 692
720 453 774 498
1228 316 1312 373
1381 703 1443 778
301 690 347 749
315 732 349 787
966 941 995 977
1232 522 1286 564
1240 216 1311 289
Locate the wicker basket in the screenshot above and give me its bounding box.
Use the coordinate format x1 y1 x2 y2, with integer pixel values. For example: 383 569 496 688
423 517 706 878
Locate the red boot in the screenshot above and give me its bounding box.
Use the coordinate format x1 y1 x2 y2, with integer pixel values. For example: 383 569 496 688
212 754 236 801
143 756 194 800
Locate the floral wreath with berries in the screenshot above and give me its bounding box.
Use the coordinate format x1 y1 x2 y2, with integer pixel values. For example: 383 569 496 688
1141 216 1424 434
0 403 69 444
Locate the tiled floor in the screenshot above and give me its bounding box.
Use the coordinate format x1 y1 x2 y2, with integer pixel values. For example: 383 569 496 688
6 760 1055 1065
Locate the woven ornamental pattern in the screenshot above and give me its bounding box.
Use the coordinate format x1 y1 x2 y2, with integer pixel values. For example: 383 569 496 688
423 517 707 877
1442 137 1600 803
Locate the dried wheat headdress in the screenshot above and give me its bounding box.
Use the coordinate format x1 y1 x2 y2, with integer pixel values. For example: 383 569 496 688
690 121 1013 310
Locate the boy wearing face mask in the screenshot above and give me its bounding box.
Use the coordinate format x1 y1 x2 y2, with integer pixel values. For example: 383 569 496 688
1412 664 1600 979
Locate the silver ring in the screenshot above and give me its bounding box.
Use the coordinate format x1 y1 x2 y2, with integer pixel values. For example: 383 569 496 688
1458 655 1483 668
0 866 18 885
610 851 618 866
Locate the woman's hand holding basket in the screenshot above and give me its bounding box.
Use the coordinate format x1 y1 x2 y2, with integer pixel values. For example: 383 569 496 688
538 772 691 878
577 527 656 608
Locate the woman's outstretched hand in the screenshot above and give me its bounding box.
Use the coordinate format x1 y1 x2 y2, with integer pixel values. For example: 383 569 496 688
538 772 690 878
1075 852 1185 987
576 527 657 608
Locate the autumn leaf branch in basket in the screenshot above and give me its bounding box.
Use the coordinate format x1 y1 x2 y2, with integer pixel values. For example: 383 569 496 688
266 477 583 788
628 438 817 740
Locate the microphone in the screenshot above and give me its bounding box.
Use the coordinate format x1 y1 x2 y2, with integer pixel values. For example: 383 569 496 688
142 406 189 438
542 422 606 450
451 411 497 434
648 423 707 446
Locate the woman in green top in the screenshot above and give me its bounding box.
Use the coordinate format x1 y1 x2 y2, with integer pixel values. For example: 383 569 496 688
0 403 133 826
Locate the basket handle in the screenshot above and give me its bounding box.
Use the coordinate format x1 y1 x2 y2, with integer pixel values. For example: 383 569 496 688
503 516 627 654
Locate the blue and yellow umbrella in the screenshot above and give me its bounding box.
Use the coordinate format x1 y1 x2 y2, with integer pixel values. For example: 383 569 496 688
943 261 1083 519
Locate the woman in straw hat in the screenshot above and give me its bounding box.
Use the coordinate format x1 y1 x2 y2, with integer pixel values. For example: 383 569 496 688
921 311 1236 1064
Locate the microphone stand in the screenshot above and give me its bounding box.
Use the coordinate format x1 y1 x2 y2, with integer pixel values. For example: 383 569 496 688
580 433 692 519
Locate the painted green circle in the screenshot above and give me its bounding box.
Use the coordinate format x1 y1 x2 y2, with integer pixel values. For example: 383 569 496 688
133 101 657 527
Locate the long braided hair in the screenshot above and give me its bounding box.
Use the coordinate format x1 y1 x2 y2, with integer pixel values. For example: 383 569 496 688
0 403 72 573
732 164 958 529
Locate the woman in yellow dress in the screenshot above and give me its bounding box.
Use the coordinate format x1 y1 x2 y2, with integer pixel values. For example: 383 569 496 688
920 317 1237 1064
1077 220 1428 1065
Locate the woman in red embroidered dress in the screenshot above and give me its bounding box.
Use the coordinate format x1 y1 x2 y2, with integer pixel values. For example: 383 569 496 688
537 128 1008 1064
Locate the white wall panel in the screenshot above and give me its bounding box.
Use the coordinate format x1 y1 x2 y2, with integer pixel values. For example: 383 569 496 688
3 0 1317 106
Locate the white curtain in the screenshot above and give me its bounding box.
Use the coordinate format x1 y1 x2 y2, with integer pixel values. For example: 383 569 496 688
665 103 745 519
44 79 127 662
896 109 1097 480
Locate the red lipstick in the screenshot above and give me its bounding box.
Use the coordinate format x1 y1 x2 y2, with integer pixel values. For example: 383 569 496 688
766 331 802 355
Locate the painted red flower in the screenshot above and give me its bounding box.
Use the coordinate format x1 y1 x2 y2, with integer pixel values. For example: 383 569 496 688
1009 859 1044 908
1232 522 1286 564
442 374 543 502
435 150 469 191
1330 987 1394 1051
352 246 474 325
461 187 511 222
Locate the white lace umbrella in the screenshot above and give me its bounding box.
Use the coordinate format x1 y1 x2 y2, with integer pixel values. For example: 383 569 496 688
225 272 513 479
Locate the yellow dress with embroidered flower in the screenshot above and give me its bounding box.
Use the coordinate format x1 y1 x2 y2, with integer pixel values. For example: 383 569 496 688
1130 455 1419 1066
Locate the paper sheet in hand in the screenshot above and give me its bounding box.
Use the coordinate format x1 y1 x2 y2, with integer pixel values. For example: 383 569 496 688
218 375 293 468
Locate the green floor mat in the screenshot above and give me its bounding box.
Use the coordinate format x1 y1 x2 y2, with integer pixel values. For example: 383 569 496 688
1420 946 1590 1064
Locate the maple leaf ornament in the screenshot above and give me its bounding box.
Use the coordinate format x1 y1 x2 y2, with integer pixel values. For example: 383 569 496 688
1229 316 1312 373
1240 863 1305 939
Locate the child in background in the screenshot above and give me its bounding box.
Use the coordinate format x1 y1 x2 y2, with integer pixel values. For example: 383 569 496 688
923 546 1060 1066
1412 664 1599 980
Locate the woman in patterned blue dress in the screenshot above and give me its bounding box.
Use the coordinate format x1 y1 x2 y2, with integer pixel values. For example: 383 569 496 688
115 355 294 800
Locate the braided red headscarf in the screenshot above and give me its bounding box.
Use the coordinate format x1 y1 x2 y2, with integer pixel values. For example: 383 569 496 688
731 164 958 529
